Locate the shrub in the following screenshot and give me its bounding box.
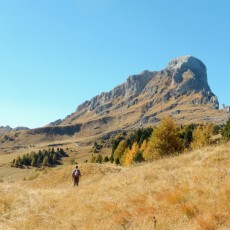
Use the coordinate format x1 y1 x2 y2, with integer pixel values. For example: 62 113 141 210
95 154 103 164
90 155 96 163
103 156 109 162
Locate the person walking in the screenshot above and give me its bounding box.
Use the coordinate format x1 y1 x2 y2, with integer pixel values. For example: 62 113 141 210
72 165 81 187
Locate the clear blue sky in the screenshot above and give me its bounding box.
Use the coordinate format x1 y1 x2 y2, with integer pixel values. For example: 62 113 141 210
0 0 229 128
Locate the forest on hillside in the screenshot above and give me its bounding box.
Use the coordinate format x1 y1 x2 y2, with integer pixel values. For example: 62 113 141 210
99 116 230 166
11 148 68 168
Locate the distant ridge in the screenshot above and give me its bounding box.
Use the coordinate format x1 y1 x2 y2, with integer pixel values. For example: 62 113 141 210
0 126 29 135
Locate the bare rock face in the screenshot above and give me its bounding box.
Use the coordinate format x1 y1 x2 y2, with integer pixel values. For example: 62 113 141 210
124 71 156 97
165 56 218 109
75 70 156 113
45 55 222 139
67 55 218 121
166 55 209 91
0 56 225 146
0 126 12 135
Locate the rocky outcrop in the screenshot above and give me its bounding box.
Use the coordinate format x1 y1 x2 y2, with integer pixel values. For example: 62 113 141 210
75 70 156 114
59 55 219 127
24 55 224 143
0 126 29 135
0 126 12 135
27 124 82 136
165 56 219 109
0 56 225 146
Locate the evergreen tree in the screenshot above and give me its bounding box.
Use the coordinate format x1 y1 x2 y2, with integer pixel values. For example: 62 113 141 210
52 153 57 164
180 124 195 148
31 157 36 167
42 156 49 166
22 154 27 165
221 117 230 140
133 150 144 163
109 155 114 163
48 154 53 165
113 140 126 164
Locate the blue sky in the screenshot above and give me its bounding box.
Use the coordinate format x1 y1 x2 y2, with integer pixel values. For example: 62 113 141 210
0 0 229 128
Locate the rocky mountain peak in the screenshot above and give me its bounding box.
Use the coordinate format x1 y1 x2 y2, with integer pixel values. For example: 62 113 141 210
166 55 210 93
166 55 206 73
56 55 220 129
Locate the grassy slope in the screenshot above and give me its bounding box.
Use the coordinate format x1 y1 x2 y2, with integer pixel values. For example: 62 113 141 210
0 143 230 230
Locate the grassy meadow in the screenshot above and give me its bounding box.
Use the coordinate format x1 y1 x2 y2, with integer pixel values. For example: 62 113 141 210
0 141 230 230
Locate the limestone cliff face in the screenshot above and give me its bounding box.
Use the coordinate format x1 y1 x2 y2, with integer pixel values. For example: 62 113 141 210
59 55 219 129
1 56 225 146
75 70 155 113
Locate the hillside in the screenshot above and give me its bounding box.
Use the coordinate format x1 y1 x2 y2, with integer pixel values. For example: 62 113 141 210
58 55 223 131
0 142 230 229
0 56 228 148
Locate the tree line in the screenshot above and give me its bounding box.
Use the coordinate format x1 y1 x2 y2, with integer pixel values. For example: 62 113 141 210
11 148 68 168
107 116 230 166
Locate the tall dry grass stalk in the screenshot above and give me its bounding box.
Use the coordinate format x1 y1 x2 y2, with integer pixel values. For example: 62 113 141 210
0 142 230 229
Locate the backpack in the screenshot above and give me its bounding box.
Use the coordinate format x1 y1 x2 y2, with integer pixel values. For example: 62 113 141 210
72 169 80 178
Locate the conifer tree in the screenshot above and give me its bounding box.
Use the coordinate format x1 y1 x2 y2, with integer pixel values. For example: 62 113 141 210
221 117 230 140
42 156 49 166
140 139 147 152
113 140 126 164
52 153 57 164
133 150 144 163
31 157 36 167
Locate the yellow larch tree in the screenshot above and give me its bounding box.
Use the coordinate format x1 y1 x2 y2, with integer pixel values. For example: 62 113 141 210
124 142 139 166
143 116 184 161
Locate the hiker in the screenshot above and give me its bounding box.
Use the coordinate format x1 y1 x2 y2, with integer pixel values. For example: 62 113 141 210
72 165 81 187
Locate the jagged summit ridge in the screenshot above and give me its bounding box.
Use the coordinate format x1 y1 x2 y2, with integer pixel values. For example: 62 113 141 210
75 70 156 113
59 55 219 127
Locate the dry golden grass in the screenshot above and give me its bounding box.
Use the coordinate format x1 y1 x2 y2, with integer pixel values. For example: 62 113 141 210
0 142 230 229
